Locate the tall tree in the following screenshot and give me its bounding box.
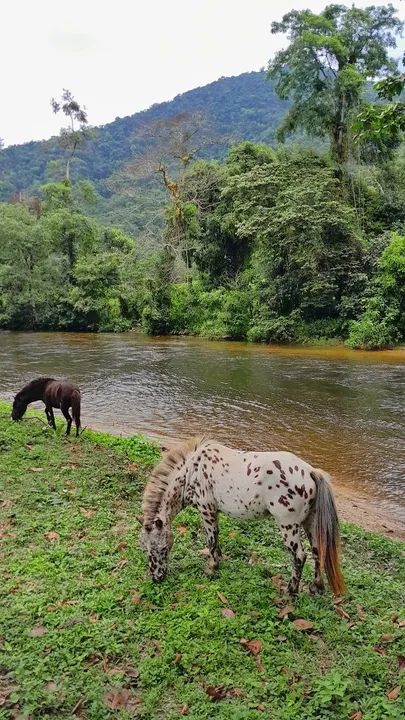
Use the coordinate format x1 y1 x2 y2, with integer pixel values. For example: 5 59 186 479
51 89 89 182
114 112 221 279
267 4 403 167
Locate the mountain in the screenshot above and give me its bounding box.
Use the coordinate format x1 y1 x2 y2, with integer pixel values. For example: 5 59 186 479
0 72 287 231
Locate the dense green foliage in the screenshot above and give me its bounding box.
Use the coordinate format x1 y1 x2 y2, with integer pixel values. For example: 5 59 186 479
0 183 143 331
1 4 405 348
1 139 405 346
0 404 404 719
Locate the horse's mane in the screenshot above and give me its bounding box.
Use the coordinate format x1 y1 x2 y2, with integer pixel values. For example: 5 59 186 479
142 435 207 526
16 377 55 398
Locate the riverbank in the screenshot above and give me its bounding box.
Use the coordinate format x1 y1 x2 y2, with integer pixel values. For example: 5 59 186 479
0 403 404 719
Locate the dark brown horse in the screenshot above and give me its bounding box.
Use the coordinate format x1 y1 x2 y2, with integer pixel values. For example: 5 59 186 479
12 377 81 437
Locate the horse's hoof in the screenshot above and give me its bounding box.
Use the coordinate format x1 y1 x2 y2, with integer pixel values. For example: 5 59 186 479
309 581 325 595
204 562 219 577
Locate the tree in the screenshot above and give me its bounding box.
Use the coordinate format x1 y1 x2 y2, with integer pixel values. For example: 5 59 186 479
267 4 403 167
51 89 89 182
112 112 225 280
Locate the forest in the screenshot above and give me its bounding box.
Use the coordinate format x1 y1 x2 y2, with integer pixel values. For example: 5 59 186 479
0 3 404 349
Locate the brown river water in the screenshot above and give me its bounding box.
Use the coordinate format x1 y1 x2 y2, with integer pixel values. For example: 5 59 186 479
0 331 404 524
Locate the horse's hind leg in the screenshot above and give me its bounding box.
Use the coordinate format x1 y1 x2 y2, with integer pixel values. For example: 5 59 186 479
61 402 72 436
278 521 307 595
303 515 325 594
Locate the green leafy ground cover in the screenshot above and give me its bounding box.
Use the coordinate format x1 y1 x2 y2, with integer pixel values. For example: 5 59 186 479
0 401 403 719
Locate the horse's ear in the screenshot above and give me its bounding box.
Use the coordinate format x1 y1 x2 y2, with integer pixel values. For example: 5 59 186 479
154 517 163 530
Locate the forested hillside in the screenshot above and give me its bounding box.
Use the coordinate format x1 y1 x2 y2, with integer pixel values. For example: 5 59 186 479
0 72 286 201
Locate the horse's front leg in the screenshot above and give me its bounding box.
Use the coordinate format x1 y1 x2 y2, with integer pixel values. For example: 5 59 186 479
45 406 56 430
198 504 220 575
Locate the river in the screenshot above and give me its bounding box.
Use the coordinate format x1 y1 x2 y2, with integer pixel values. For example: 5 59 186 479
0 331 404 522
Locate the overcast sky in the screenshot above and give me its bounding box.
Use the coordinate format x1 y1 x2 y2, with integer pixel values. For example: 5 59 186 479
1 0 404 147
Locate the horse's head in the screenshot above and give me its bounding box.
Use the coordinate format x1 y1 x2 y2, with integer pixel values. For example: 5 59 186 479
11 393 27 421
139 516 173 583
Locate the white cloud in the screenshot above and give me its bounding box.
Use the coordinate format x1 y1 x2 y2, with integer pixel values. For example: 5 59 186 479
1 0 404 146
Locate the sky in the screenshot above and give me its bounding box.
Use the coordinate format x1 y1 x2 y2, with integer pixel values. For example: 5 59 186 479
1 0 405 147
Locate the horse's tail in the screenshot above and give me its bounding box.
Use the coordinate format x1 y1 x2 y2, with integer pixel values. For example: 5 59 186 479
71 389 81 435
311 469 345 596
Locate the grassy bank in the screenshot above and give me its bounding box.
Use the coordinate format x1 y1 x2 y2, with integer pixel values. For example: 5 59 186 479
0 401 404 719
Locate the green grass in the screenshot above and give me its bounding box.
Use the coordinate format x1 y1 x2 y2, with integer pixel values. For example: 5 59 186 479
0 401 404 719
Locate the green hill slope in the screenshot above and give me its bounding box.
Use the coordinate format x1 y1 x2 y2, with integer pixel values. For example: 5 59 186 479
0 71 287 204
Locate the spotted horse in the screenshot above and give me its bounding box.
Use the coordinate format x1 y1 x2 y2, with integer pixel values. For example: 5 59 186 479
139 436 344 596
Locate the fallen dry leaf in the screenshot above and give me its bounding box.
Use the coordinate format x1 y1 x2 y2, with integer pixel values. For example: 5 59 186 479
131 591 141 605
271 574 284 589
257 704 266 712
273 596 285 606
349 711 363 720
248 552 260 565
174 653 182 664
79 507 96 519
206 685 227 701
386 686 400 701
179 704 189 716
356 604 366 621
114 558 128 571
292 619 314 632
205 685 242 702
335 606 350 620
116 541 128 552
217 592 228 605
175 525 188 534
44 531 60 542
104 688 140 711
278 605 293 619
228 530 238 538
30 625 47 637
398 619 405 628
221 607 235 619
240 638 262 655
29 467 43 473
398 655 405 671
373 645 387 656
104 666 123 676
